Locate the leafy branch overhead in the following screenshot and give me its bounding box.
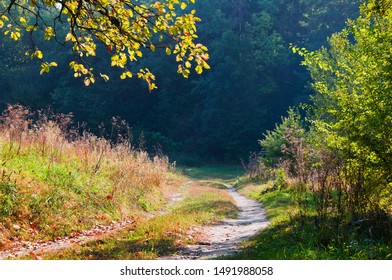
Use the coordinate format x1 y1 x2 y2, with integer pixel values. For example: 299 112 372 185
0 0 210 90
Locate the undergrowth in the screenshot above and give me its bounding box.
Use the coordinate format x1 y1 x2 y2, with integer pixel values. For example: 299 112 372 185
0 104 174 246
229 179 392 260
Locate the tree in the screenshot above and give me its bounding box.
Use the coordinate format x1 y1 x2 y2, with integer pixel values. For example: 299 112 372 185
259 108 305 168
0 0 210 89
0 0 362 162
294 0 392 213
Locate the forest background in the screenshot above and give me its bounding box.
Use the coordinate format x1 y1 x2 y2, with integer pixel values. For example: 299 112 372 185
0 0 361 165
0 0 391 260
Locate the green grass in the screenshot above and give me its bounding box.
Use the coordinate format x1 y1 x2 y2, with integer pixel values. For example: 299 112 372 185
225 180 392 260
0 116 172 246
24 180 239 260
1 146 121 241
180 165 243 185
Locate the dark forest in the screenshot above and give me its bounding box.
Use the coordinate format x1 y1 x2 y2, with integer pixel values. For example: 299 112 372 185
0 0 360 164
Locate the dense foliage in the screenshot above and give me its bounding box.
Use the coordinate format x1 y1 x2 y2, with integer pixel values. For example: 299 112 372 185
0 0 359 162
0 0 210 89
257 0 391 248
298 0 392 214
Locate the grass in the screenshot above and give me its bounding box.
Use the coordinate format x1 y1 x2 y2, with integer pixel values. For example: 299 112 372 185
226 179 392 260
21 180 239 259
3 107 389 261
180 165 243 186
11 104 387 260
0 106 242 259
0 105 175 248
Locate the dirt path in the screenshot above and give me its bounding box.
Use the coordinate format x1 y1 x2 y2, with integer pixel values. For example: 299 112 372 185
0 218 138 259
161 185 269 259
0 182 193 260
0 180 268 260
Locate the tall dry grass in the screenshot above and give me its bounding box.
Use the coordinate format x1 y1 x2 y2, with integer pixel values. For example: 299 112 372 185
0 104 172 244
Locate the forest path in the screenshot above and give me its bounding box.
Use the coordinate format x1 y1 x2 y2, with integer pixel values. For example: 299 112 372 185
0 218 138 259
0 181 192 260
0 167 268 260
161 182 269 259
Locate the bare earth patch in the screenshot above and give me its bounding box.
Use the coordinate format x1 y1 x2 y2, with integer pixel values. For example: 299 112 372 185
162 185 269 259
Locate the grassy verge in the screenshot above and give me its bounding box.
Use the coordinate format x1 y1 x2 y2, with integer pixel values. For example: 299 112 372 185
0 105 175 248
24 180 239 259
228 180 392 260
0 106 242 259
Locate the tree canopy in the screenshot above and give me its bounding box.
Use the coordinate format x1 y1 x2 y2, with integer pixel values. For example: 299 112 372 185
0 0 360 163
261 0 392 216
0 0 210 89
297 0 392 183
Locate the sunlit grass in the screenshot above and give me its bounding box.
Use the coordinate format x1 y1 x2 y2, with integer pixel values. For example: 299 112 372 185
28 180 239 259
180 165 243 185
0 107 242 259
226 180 392 260
0 105 175 247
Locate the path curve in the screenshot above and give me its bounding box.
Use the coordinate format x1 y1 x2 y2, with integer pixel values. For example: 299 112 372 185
162 185 269 259
0 182 192 260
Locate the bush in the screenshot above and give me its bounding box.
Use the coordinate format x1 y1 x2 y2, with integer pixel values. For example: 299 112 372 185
275 168 287 190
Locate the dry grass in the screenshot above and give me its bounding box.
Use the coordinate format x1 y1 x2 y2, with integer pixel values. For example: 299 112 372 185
0 104 176 246
26 179 239 260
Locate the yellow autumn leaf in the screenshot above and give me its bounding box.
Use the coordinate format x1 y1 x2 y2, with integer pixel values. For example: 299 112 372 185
33 50 43 59
11 31 21 41
166 47 172 55
100 73 110 82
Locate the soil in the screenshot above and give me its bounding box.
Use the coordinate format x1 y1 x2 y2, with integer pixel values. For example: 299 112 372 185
161 185 269 259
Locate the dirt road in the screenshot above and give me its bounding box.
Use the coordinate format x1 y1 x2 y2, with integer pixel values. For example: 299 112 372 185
162 185 269 259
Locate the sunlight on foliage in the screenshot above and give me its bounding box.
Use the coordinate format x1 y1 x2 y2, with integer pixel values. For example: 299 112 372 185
0 0 209 88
